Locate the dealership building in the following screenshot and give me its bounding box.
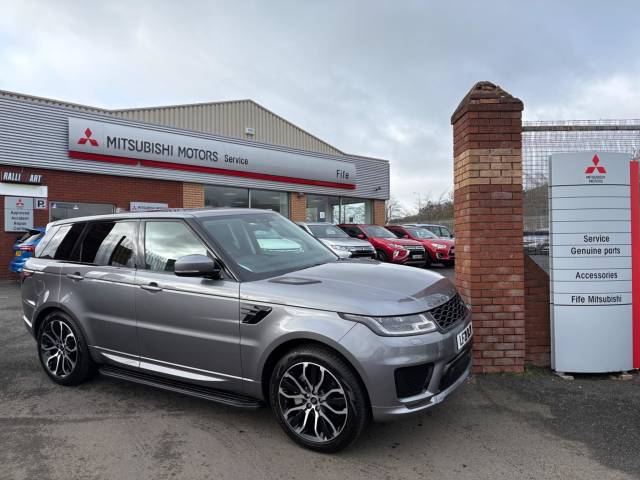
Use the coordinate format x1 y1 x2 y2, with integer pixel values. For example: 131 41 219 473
0 90 390 278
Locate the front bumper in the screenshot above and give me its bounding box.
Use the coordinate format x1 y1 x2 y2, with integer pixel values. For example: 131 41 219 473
339 311 472 422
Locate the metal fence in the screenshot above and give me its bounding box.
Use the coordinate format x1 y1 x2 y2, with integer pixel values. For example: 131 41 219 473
523 119 640 237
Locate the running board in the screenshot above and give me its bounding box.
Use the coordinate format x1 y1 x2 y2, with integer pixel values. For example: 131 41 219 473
99 366 262 409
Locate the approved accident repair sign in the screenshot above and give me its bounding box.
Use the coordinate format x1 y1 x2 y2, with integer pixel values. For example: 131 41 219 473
549 152 640 373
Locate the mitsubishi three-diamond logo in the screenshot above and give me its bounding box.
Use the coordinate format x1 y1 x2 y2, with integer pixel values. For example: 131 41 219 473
584 154 606 184
77 128 99 147
585 154 606 174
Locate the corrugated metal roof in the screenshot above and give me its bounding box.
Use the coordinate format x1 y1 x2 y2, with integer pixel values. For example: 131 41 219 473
111 99 343 155
0 89 363 157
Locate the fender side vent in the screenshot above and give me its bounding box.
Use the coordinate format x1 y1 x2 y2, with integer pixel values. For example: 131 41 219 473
241 304 273 324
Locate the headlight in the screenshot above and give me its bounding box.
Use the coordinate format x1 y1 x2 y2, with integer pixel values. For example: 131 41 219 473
389 243 405 249
338 312 437 336
332 245 351 251
431 243 447 249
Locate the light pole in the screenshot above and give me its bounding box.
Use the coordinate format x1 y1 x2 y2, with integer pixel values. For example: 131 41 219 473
413 192 422 217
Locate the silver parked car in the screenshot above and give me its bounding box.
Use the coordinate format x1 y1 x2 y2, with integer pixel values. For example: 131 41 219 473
21 209 472 452
296 221 376 259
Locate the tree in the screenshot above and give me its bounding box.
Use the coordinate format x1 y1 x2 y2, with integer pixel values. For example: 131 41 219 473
385 197 406 222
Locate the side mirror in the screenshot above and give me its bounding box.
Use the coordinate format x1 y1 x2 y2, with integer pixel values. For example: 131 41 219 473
174 254 222 279
357 233 366 240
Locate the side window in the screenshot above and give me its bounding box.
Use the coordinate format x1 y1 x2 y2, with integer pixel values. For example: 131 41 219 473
390 228 404 238
35 225 61 257
39 222 85 260
79 221 137 267
343 226 362 238
144 221 208 272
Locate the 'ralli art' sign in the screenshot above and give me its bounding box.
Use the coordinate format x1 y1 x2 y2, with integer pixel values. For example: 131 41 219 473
549 152 640 373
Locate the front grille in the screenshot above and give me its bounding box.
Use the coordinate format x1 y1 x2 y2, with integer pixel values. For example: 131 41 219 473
449 247 455 258
350 248 375 258
439 347 471 392
394 362 433 398
404 245 424 251
428 294 467 330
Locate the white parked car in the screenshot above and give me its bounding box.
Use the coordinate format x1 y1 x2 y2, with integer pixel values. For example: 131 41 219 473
296 222 376 259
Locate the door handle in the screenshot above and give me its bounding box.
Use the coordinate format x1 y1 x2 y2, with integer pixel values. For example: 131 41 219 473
66 273 84 281
140 282 162 292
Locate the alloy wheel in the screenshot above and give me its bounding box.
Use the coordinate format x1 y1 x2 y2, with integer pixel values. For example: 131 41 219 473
40 319 78 378
277 361 349 443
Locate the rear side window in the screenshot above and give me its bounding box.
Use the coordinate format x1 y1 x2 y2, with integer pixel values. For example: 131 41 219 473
38 223 85 260
79 221 137 267
342 226 363 237
385 227 401 238
144 221 208 272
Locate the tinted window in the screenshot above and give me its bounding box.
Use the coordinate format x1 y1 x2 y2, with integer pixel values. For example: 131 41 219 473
79 222 137 267
341 226 363 238
39 223 85 260
145 221 208 272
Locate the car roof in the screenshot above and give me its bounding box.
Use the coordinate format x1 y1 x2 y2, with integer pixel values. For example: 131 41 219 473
47 207 276 227
303 222 342 227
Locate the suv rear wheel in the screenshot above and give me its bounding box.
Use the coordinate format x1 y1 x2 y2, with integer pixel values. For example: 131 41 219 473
37 311 96 386
269 345 370 452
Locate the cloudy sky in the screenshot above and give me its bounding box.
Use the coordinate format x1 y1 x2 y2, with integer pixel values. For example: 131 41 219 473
1 0 639 211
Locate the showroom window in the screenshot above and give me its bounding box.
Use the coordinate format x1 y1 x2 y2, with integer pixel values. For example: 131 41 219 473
204 185 249 209
306 195 371 224
306 194 341 223
204 185 289 216
250 189 289 217
340 197 372 224
49 202 115 222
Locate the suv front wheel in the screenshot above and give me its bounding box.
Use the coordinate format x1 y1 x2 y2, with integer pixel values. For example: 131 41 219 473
269 345 370 452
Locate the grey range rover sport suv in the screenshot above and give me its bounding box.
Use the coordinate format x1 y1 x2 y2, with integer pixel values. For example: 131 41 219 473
21 209 473 452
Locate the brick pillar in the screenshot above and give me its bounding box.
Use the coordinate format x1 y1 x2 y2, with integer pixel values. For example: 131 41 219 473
289 193 307 221
183 183 204 208
451 81 525 373
372 200 386 224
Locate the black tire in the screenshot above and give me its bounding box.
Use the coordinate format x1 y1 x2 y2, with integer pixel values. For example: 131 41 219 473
376 249 388 262
269 345 370 453
37 311 96 386
423 254 432 268
443 260 455 267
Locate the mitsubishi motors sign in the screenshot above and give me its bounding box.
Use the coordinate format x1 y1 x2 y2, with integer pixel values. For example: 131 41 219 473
68 118 356 189
549 151 639 373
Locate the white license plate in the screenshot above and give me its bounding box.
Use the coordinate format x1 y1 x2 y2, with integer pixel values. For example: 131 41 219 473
413 254 423 259
456 323 473 350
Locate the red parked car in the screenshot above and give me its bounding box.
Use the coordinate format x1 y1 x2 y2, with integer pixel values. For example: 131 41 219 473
385 225 455 267
338 224 427 267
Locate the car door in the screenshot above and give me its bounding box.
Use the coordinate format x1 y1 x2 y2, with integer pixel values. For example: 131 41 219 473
58 220 140 367
134 219 242 392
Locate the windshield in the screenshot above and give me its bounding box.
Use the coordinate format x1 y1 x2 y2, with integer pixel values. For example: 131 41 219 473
363 225 396 238
407 227 437 239
199 212 337 280
308 224 349 239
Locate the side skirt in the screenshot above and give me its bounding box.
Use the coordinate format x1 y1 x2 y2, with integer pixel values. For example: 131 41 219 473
99 365 262 409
